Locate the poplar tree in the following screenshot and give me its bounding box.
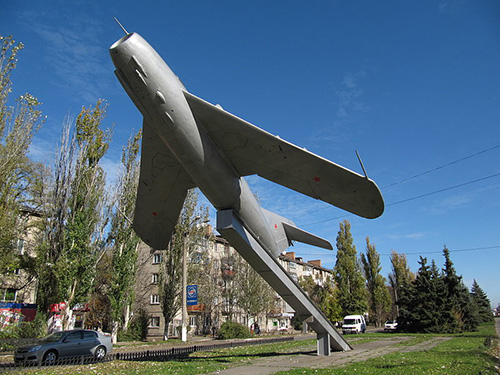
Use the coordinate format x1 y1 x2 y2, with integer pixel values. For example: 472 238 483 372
299 275 342 322
0 36 44 271
107 130 142 343
333 220 366 316
388 250 414 318
36 100 112 328
158 189 208 340
361 237 391 326
234 255 275 325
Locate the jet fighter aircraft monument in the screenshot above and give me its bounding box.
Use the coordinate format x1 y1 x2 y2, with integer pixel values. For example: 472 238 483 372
110 27 384 356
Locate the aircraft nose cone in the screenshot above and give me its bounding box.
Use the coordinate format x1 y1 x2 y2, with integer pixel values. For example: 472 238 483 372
110 32 135 52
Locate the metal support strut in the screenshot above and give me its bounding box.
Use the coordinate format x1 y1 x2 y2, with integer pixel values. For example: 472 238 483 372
216 209 352 356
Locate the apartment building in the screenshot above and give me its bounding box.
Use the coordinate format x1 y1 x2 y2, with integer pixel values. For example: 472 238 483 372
0 208 40 329
134 227 334 339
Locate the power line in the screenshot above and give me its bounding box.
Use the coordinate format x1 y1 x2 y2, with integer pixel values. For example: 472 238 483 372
301 171 500 227
379 245 500 256
385 171 500 207
381 143 500 189
294 143 500 221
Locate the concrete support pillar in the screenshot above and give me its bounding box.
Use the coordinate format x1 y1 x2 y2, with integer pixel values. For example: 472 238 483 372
317 332 331 356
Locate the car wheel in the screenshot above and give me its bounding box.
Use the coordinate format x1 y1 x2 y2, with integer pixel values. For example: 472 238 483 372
43 350 58 363
95 346 107 359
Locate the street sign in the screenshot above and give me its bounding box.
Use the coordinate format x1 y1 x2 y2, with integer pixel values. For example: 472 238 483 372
187 285 198 305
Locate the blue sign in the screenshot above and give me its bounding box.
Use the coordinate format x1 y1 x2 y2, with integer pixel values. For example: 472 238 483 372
187 285 198 306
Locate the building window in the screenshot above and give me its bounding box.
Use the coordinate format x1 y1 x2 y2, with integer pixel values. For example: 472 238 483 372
151 294 160 304
152 273 159 284
150 317 160 327
1 288 17 301
17 239 24 255
153 253 163 264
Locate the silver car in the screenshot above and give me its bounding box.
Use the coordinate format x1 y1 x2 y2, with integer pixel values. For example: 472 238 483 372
14 329 112 363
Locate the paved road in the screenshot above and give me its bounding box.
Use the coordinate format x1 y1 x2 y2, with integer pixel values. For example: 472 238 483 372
207 335 451 375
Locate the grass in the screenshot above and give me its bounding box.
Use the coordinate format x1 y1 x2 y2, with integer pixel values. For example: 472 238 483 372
279 322 499 375
6 339 316 375
7 322 499 375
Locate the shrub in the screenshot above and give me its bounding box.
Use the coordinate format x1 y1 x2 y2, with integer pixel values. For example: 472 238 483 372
118 308 150 342
218 321 251 340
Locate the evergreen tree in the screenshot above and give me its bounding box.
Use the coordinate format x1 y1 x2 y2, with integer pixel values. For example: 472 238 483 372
441 247 478 332
470 279 493 323
333 220 366 316
361 237 391 326
398 257 442 333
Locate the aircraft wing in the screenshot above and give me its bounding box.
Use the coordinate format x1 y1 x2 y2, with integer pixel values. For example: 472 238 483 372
184 91 384 219
133 119 195 249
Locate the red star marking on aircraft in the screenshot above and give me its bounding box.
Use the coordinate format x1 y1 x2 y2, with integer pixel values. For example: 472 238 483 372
274 224 278 229
313 176 321 183
152 212 158 216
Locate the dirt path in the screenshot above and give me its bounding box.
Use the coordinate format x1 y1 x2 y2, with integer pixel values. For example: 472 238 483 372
207 336 452 375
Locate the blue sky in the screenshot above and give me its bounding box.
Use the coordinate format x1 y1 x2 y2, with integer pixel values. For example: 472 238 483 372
2 1 499 307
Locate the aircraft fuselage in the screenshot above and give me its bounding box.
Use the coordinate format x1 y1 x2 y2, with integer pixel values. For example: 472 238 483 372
110 33 279 253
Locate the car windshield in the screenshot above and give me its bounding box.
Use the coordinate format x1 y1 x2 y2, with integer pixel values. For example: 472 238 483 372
344 319 356 325
40 332 64 343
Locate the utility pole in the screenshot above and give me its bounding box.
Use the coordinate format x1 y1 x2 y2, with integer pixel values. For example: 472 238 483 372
181 216 209 342
181 234 188 342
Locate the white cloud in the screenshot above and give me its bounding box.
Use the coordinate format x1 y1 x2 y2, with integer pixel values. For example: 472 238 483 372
386 232 427 241
20 10 113 105
306 72 369 152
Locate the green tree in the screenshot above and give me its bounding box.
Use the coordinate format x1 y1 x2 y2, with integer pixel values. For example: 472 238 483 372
299 275 342 322
85 252 112 332
470 279 493 323
233 254 275 324
0 36 44 271
107 130 142 343
36 101 112 327
398 257 443 333
333 220 366 316
188 253 222 334
158 189 208 340
360 237 391 327
388 250 414 318
441 247 478 332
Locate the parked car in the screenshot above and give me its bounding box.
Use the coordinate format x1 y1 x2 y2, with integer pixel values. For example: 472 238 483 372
14 329 112 363
384 320 398 331
341 315 366 334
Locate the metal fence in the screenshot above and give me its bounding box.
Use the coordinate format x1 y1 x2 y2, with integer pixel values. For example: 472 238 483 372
0 336 295 371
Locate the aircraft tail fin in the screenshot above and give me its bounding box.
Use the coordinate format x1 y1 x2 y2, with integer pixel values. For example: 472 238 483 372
260 208 333 257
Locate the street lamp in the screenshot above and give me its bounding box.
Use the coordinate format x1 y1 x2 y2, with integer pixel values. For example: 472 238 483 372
181 216 209 342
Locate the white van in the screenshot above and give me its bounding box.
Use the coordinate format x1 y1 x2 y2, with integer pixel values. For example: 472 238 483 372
342 315 366 334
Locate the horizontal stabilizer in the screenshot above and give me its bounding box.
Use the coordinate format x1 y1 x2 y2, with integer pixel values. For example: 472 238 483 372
260 208 332 256
282 222 333 250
